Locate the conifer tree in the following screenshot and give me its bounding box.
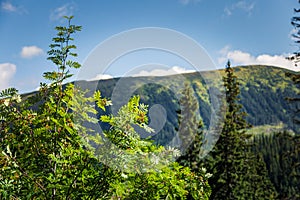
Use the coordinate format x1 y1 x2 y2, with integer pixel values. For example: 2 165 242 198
252 132 300 199
287 1 300 124
287 1 300 65
207 61 249 199
206 61 277 199
176 82 206 172
286 3 300 197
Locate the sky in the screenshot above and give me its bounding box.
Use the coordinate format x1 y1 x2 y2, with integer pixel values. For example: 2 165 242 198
0 0 299 93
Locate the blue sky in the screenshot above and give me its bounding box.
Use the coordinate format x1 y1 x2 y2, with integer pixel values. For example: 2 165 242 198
0 0 299 93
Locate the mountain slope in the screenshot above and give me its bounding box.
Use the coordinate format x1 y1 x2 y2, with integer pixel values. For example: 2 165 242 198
70 65 299 145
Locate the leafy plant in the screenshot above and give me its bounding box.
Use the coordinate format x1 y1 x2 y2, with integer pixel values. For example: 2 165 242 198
0 16 211 199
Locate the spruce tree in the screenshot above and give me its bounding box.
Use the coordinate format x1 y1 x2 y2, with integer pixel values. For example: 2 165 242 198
287 1 300 127
252 132 300 199
206 61 277 199
176 82 206 172
286 3 300 198
287 1 300 65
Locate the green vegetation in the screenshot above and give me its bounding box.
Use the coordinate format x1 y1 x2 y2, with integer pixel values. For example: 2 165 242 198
204 61 277 199
246 122 288 135
70 65 298 146
252 131 300 199
176 82 206 172
1 12 300 199
0 17 211 199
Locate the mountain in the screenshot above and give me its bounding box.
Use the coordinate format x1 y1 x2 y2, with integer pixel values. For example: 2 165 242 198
20 65 300 198
70 65 299 145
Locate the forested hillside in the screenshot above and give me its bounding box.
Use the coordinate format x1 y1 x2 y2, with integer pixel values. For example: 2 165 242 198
74 65 300 199
2 14 300 199
73 65 298 145
252 131 300 199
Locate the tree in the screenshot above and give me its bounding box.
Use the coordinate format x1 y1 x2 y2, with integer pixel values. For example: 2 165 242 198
205 61 277 199
0 16 113 199
286 1 300 132
285 4 300 197
174 82 212 199
176 82 206 171
207 61 250 199
96 95 211 199
0 16 212 199
287 1 300 65
252 131 300 199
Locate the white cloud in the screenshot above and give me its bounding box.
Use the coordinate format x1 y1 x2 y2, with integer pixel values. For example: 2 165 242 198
235 1 255 12
224 7 232 16
88 74 113 81
131 66 196 77
50 3 76 21
227 50 254 64
179 0 201 5
224 1 255 16
218 45 298 71
1 2 17 12
1 1 27 14
289 28 299 41
0 63 16 90
21 46 44 59
86 66 195 81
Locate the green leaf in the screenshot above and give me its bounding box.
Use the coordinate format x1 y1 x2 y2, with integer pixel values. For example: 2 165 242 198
0 88 18 98
100 115 112 123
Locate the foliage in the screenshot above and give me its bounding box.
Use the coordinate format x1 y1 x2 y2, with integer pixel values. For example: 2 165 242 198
20 65 300 145
0 16 211 199
286 2 300 129
2 11 298 199
73 65 298 146
175 82 206 171
0 16 110 199
252 131 300 199
287 1 300 65
93 94 211 199
204 61 277 199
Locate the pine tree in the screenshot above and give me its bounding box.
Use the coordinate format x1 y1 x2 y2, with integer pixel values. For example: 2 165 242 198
287 1 300 128
206 61 277 199
287 1 300 65
285 3 300 198
253 132 300 199
208 61 249 199
240 152 278 199
176 82 206 172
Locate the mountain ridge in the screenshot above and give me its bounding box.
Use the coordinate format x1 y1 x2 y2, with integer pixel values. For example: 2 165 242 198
22 65 299 145
71 65 299 145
